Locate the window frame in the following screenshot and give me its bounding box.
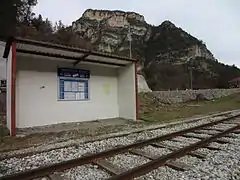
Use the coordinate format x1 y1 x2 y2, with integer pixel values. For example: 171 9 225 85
58 77 89 101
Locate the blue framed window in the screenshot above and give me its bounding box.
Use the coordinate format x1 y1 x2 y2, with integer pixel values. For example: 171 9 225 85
58 68 90 101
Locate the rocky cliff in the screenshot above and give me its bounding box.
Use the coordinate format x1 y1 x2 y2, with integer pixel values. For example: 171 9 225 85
72 9 150 61
72 9 240 90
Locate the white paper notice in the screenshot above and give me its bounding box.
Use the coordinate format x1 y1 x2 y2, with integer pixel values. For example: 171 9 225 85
78 82 85 91
80 92 85 100
76 92 81 100
64 92 75 100
64 81 72 91
72 81 78 91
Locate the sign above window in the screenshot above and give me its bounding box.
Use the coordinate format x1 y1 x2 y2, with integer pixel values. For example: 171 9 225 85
57 68 90 79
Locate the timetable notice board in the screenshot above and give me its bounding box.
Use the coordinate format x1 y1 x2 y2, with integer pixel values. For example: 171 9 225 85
58 68 90 101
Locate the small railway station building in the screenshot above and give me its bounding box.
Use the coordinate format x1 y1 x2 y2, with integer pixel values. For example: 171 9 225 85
1 38 139 136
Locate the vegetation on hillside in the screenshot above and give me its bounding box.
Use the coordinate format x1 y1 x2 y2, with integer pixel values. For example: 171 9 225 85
0 0 90 48
204 58 240 88
144 22 240 90
144 57 240 90
139 92 240 123
145 21 200 57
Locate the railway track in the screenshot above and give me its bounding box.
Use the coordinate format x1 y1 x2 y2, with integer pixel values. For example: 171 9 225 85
0 110 236 161
0 114 240 180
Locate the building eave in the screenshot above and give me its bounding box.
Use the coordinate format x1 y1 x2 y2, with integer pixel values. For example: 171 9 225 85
14 37 138 66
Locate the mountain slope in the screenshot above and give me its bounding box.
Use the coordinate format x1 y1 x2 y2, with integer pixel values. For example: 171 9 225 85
72 9 240 90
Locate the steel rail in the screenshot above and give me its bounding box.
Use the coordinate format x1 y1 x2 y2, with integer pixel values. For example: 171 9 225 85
0 111 235 159
108 124 240 180
0 115 239 180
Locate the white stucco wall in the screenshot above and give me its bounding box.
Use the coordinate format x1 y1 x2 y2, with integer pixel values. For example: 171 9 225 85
16 55 119 128
118 63 137 120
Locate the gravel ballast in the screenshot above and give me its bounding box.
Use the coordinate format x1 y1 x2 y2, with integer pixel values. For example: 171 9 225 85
136 131 240 180
63 164 110 180
218 136 239 144
171 136 200 144
0 116 224 176
193 148 216 155
140 145 172 157
2 113 233 161
194 129 220 134
210 123 237 130
161 140 186 148
185 132 211 138
0 113 239 178
0 146 88 175
176 156 202 166
136 166 179 180
107 153 150 170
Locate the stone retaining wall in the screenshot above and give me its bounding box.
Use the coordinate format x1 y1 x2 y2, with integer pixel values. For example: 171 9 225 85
144 88 240 104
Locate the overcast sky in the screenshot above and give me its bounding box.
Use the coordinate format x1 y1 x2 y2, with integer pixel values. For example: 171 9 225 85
34 0 240 67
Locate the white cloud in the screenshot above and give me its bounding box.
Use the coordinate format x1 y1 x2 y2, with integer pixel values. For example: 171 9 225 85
33 0 240 67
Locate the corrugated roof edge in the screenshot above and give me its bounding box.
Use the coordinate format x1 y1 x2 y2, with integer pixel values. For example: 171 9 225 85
14 37 138 62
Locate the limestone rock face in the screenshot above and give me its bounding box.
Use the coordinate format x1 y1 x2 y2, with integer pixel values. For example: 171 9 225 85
72 9 150 57
72 9 240 90
82 9 145 23
72 9 215 66
138 75 152 93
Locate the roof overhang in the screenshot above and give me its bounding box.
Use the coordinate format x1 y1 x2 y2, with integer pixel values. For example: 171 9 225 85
14 38 137 68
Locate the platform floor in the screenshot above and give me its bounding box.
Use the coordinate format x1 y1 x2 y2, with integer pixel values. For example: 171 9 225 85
16 118 140 135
